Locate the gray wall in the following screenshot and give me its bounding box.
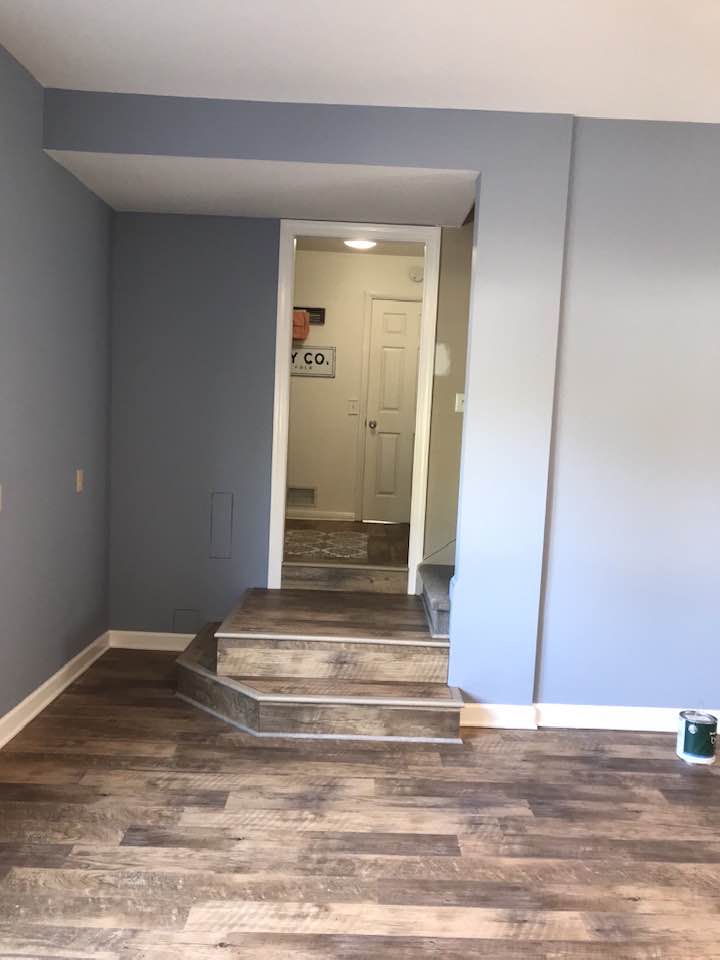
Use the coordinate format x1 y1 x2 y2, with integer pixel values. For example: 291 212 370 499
537 119 720 709
450 133 572 705
424 224 472 564
110 213 279 631
43 88 566 172
46 89 573 701
0 47 110 715
7 73 718 712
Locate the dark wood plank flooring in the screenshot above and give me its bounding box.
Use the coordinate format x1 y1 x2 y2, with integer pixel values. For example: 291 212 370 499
0 649 718 957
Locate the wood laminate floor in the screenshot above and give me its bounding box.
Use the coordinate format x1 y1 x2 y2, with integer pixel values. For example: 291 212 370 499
217 589 433 642
1 649 719 958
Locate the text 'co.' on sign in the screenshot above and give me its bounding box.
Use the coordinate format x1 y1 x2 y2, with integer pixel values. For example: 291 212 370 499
291 346 336 378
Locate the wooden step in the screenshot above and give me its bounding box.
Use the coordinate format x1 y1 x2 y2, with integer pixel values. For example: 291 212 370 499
216 635 448 682
215 588 448 682
419 563 454 638
217 588 433 641
282 562 408 594
176 624 462 743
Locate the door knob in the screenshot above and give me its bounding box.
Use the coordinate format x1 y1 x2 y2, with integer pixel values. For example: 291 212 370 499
368 419 377 430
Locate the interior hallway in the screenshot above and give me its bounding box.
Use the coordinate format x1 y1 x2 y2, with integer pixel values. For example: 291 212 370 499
0 649 718 957
284 519 410 568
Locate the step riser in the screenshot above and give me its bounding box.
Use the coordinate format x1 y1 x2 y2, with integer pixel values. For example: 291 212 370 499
282 564 407 594
258 702 460 739
177 658 258 730
423 602 449 638
178 659 460 741
419 564 453 638
217 638 448 683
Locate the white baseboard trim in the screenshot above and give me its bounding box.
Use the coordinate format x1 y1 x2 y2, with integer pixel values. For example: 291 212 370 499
0 629 195 749
536 702 720 732
0 632 110 749
461 703 538 730
285 509 357 521
108 631 193 652
461 701 720 732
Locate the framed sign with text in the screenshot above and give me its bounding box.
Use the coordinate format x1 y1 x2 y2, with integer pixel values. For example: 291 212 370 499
291 346 336 378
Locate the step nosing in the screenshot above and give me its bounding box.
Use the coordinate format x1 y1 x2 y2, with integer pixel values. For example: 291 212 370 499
216 631 448 648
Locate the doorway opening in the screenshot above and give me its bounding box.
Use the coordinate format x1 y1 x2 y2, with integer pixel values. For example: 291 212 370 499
267 221 441 594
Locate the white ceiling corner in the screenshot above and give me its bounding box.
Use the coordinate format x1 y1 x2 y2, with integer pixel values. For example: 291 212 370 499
1 0 719 123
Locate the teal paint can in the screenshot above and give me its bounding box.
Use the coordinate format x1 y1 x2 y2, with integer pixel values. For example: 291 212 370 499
676 710 717 765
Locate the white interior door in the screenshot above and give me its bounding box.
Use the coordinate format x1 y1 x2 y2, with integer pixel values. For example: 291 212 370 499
362 299 421 523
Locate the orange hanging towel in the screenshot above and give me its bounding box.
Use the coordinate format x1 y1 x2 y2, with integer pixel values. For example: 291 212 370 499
293 309 310 341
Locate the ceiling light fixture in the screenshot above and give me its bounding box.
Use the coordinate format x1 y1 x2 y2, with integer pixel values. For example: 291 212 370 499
344 239 377 250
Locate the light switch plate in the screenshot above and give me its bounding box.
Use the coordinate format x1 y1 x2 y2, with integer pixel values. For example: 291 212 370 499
454 393 465 413
347 399 360 415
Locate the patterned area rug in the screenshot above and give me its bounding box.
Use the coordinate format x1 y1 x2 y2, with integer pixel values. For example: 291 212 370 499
284 529 369 563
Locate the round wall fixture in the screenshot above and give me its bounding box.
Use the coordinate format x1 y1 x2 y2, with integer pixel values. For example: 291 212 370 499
344 239 377 250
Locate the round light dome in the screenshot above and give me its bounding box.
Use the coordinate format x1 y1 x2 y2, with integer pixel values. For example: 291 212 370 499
344 239 377 250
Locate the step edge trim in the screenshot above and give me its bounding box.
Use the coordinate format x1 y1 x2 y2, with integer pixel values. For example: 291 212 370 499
215 631 449 648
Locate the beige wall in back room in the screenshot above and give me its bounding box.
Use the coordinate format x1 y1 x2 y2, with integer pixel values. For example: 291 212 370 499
288 248 424 519
423 223 473 564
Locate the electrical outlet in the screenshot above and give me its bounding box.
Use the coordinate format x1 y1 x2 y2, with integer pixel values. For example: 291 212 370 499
75 468 84 494
454 393 465 413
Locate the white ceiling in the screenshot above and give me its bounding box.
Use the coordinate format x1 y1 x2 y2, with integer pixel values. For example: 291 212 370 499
47 151 477 224
1 1 719 122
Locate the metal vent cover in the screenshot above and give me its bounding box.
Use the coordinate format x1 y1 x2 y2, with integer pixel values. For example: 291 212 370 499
287 486 316 507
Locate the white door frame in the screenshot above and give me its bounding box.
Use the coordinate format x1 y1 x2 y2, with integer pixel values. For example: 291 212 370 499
267 219 441 594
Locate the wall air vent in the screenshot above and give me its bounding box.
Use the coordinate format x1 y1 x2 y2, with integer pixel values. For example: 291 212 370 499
287 486 316 508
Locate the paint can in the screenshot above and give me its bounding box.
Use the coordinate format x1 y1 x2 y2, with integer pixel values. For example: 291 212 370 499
676 710 717 765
